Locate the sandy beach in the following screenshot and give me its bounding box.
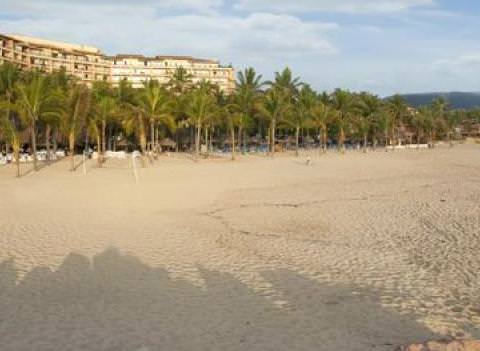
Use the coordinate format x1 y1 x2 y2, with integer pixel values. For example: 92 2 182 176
0 146 479 350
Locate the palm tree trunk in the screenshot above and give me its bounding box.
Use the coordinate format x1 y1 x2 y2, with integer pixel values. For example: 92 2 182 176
14 143 20 177
101 119 106 161
69 130 75 171
30 120 38 171
237 125 242 154
230 125 236 161
138 115 147 167
45 125 51 163
150 119 155 153
12 133 20 177
5 99 10 159
322 129 327 153
204 126 208 156
53 128 58 155
295 126 300 157
243 129 247 154
271 118 276 157
266 127 271 154
195 120 201 155
390 127 396 152
363 133 368 153
96 133 102 167
339 127 345 154
209 127 214 153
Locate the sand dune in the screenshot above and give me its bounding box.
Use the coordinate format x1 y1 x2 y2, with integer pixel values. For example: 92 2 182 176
0 146 479 350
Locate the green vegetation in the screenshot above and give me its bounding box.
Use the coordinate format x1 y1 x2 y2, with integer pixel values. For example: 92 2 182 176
1 62 479 176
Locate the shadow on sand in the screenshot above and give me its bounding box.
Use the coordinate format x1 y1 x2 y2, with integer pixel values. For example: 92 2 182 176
0 248 439 351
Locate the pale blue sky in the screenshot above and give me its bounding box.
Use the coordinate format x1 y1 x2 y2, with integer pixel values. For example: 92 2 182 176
1 0 479 96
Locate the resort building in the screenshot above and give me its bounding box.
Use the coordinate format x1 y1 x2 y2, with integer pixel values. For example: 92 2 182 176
0 33 235 92
109 54 235 92
0 34 111 84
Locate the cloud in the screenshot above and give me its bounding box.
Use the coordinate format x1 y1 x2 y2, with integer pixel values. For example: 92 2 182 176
235 0 435 14
432 53 480 73
1 0 223 14
0 4 338 68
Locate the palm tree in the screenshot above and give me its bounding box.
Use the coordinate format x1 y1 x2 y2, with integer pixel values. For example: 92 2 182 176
269 67 302 95
0 63 20 156
91 94 117 166
138 80 175 157
59 84 91 171
331 89 354 153
290 84 316 156
235 67 263 153
310 100 331 153
420 106 436 147
411 108 426 148
258 88 291 156
0 104 21 176
430 97 449 146
14 72 59 171
387 94 408 147
168 67 194 95
355 93 382 153
115 79 149 163
185 81 218 155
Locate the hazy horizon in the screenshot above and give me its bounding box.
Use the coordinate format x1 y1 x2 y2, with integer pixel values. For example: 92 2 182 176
1 0 479 96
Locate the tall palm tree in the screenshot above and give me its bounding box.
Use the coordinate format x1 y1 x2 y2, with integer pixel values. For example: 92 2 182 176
258 88 291 156
0 63 20 154
14 72 59 171
310 100 332 153
331 89 354 153
118 80 149 162
290 84 316 156
185 81 218 155
387 94 408 147
168 67 194 95
0 103 21 176
235 67 263 153
430 97 449 146
0 63 21 172
355 93 382 153
91 95 117 166
59 84 91 171
411 108 426 148
138 80 175 157
269 67 302 95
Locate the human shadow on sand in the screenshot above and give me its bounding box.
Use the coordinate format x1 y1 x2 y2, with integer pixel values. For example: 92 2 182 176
0 248 440 351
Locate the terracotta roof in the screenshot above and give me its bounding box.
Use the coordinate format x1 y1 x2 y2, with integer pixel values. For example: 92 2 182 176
107 54 218 64
1 33 102 55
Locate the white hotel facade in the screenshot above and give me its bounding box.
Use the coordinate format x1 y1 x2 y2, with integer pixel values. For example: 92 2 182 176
0 33 236 92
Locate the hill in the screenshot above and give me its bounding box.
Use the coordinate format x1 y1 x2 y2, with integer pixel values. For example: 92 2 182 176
390 92 480 109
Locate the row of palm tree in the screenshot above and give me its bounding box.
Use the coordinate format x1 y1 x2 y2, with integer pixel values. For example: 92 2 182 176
0 62 475 176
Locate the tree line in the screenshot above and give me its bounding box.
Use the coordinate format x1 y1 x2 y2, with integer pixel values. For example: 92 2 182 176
0 62 478 176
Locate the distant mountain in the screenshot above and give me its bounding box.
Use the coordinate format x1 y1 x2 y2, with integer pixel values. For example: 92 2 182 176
389 92 480 110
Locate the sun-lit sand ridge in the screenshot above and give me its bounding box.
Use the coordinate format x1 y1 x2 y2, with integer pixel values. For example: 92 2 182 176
0 146 479 350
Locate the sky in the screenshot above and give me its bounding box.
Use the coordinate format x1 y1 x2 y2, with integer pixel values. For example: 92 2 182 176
1 0 480 96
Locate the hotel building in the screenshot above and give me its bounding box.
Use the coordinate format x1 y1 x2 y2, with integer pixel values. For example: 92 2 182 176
0 33 235 92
